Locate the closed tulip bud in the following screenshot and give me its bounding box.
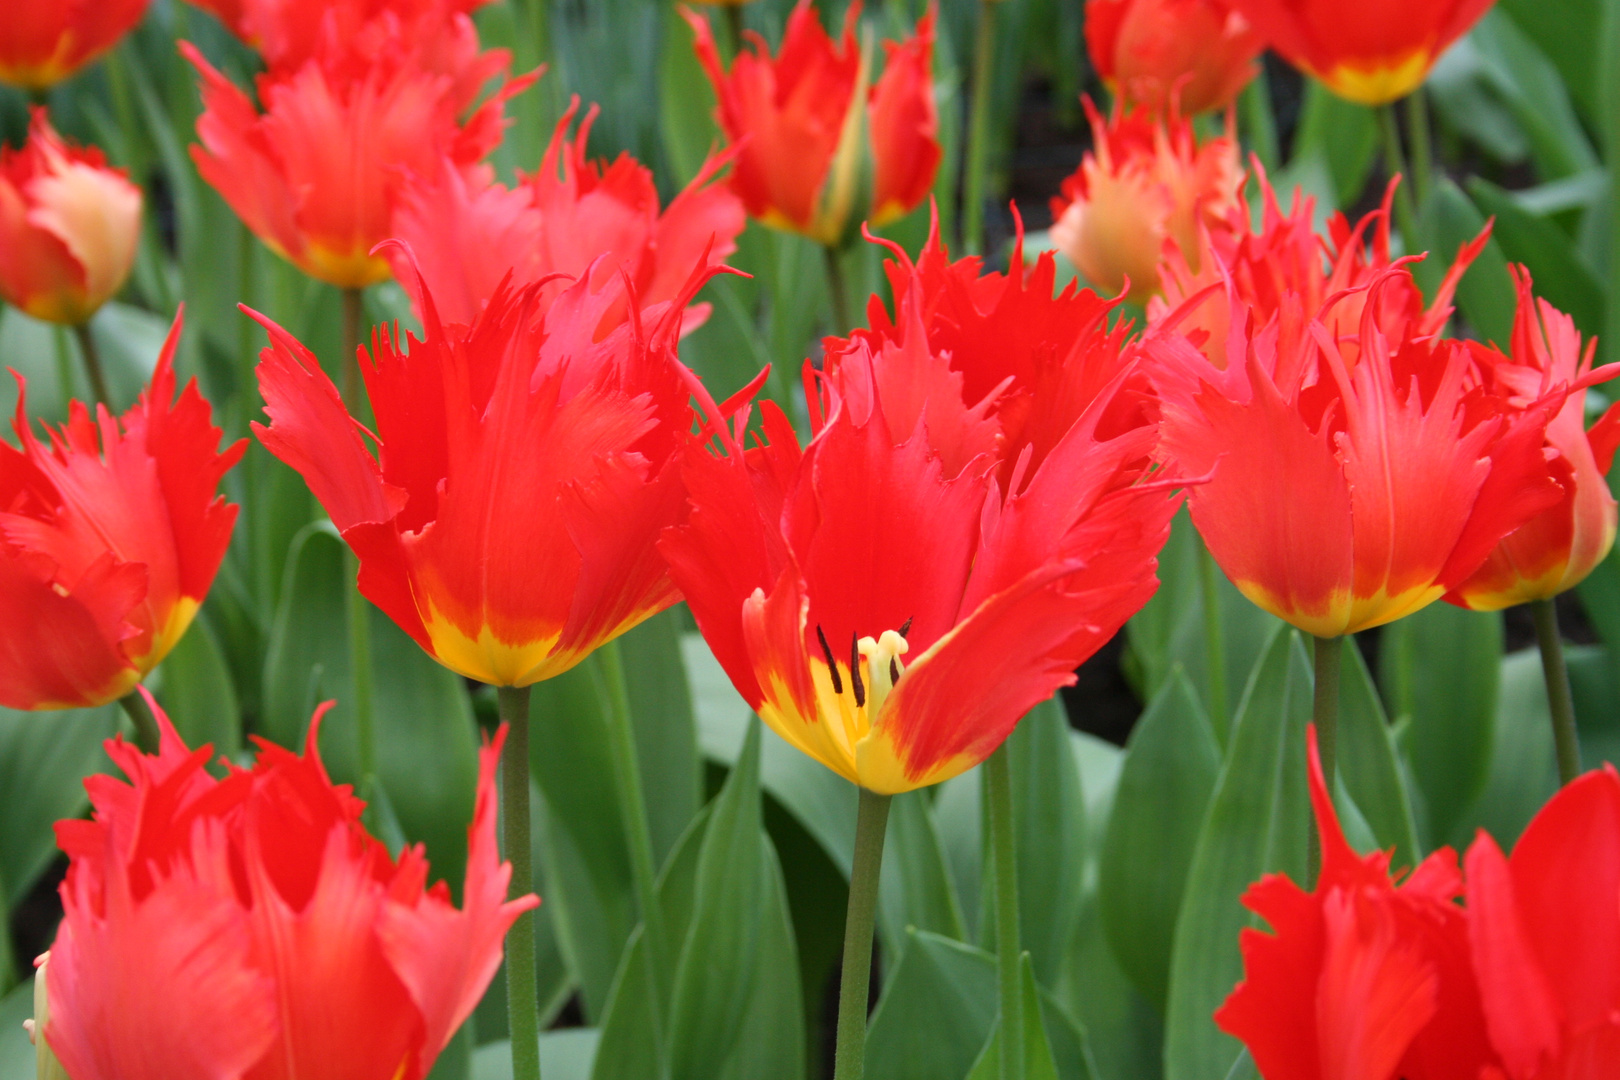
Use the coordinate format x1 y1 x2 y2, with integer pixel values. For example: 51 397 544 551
1050 99 1242 304
1086 0 1263 115
0 1 149 90
0 111 142 326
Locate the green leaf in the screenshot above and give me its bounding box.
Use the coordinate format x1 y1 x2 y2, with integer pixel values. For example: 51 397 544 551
878 789 967 959
1455 648 1560 848
1498 0 1603 119
1378 603 1502 849
1568 643 1620 768
0 976 34 1080
1467 177 1605 339
1468 11 1598 180
1289 84 1378 209
1336 645 1421 868
657 4 718 186
1164 626 1313 1080
1412 178 1516 347
965 955 1063 1080
619 612 703 867
472 1030 602 1080
153 613 241 760
1098 669 1220 1009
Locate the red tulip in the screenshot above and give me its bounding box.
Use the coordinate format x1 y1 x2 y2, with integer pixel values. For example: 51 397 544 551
250 254 723 688
1216 726 1498 1080
181 4 531 289
1085 0 1263 115
1152 172 1488 371
659 228 1177 793
1225 0 1494 105
388 96 745 331
1148 266 1568 637
186 0 494 76
43 692 535 1080
0 110 143 325
0 0 149 90
0 312 243 711
1049 99 1243 304
1447 269 1620 612
683 1 940 246
1465 767 1620 1080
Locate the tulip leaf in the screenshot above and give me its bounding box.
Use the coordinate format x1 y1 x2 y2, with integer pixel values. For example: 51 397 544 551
1164 626 1313 1080
1497 0 1603 122
1336 643 1421 865
1289 83 1378 210
153 612 241 761
1378 602 1503 850
618 611 703 867
879 789 968 960
657 4 718 187
1098 668 1221 1010
1410 178 1517 348
1567 643 1620 769
0 976 33 1078
1454 647 1561 849
471 1030 602 1080
964 954 1064 1080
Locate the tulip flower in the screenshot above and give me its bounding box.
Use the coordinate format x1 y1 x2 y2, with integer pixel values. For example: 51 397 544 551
387 96 745 331
1049 99 1243 304
1085 0 1263 115
1464 766 1620 1079
1448 269 1620 612
1149 266 1570 639
0 110 142 327
1217 727 1499 1080
661 229 1177 795
42 691 536 1080
0 312 243 712
0 0 149 91
682 1 940 248
182 6 531 290
1225 0 1494 105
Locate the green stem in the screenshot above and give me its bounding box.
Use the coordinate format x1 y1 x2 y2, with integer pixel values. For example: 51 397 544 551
962 0 999 255
340 287 365 417
1196 542 1229 737
986 741 1025 1080
338 289 376 800
1405 88 1434 207
725 4 746 55
1308 635 1343 886
1238 69 1279 173
71 321 111 408
1377 104 1422 253
823 243 853 334
597 639 671 1064
1531 598 1582 785
832 786 893 1080
117 688 160 754
499 685 543 1080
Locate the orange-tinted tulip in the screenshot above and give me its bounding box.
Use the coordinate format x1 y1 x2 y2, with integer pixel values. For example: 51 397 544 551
683 1 940 247
0 313 244 710
388 97 744 331
0 0 149 90
1049 99 1242 304
1226 0 1494 105
661 224 1177 793
1446 270 1620 612
181 3 530 289
1217 726 1498 1080
251 256 723 688
1086 0 1262 115
1149 267 1569 637
0 110 142 325
45 694 535 1080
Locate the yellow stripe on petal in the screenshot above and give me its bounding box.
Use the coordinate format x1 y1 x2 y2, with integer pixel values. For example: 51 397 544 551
300 241 394 290
1229 578 1355 639
421 603 569 688
853 723 975 796
1311 50 1433 107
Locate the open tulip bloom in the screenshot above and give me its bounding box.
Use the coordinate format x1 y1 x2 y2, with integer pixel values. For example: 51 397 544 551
0 0 149 90
1085 0 1263 116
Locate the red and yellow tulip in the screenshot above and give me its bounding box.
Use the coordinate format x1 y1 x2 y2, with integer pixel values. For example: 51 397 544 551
1086 0 1263 115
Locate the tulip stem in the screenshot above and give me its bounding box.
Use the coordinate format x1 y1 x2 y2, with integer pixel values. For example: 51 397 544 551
117 688 160 754
986 740 1025 1080
597 638 672 1065
337 289 377 810
1377 104 1422 253
833 785 893 1080
1238 70 1279 174
1531 598 1582 785
962 0 999 255
725 4 746 55
823 243 853 334
1405 88 1434 207
1197 541 1229 736
1307 635 1342 886
71 322 111 408
499 685 543 1080
340 287 366 416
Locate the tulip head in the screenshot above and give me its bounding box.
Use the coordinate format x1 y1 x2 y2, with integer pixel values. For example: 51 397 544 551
1050 99 1242 304
0 111 142 325
0 0 149 90
683 1 940 247
1225 0 1495 105
0 313 243 710
1086 0 1263 115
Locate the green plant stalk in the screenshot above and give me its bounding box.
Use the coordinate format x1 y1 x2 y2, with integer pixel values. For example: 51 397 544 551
726 4 746 55
832 785 893 1080
338 287 376 797
1531 598 1582 785
499 685 542 1080
71 322 111 407
1238 70 1280 173
597 638 672 1063
986 741 1025 1080
118 688 161 754
1308 635 1342 886
1197 542 1229 735
962 0 999 255
1377 104 1422 253
823 243 853 334
1405 87 1434 207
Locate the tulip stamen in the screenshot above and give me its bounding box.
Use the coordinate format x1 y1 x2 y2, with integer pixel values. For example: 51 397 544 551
816 624 844 694
849 632 867 708
858 629 910 721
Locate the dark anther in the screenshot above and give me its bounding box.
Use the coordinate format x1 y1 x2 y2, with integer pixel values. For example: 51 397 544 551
890 658 901 685
816 624 843 694
850 632 866 708
898 616 913 639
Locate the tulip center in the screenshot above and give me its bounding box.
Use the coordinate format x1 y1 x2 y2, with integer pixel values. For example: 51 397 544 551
814 618 912 728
